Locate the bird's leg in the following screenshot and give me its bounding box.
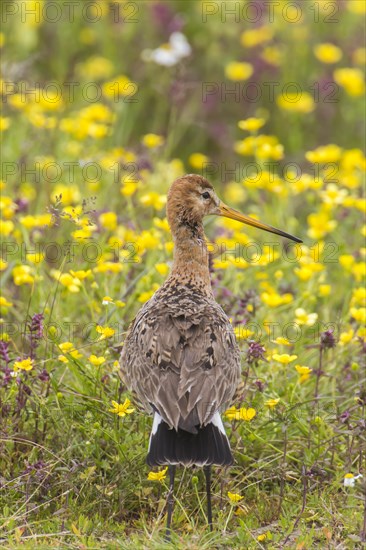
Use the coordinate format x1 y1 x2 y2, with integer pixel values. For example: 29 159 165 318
204 465 213 531
165 465 176 541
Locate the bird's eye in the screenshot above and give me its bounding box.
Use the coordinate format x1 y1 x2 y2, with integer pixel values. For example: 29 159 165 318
202 191 210 200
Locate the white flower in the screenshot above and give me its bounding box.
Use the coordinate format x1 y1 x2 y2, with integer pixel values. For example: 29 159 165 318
142 32 191 67
344 473 363 487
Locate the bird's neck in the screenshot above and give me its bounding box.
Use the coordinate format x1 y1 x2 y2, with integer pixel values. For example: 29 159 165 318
169 222 212 295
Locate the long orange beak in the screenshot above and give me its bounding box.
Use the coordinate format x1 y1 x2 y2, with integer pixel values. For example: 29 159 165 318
219 203 302 243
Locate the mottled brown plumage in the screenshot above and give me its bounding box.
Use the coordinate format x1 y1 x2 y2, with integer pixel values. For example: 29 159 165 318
121 175 241 436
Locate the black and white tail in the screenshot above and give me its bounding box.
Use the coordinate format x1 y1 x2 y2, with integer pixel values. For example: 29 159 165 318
146 412 233 467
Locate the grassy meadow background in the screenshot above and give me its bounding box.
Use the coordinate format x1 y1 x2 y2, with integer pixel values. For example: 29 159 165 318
0 0 365 548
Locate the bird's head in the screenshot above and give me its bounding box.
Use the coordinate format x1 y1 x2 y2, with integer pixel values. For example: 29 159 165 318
166 174 302 243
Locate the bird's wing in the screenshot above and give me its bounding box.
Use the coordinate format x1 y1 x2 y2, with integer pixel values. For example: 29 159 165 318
120 291 241 431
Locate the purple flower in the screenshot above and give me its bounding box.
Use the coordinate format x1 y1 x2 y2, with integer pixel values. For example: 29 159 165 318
1 366 12 387
254 379 265 392
38 369 50 382
247 341 266 364
14 197 29 213
0 340 10 366
320 329 336 350
29 313 44 340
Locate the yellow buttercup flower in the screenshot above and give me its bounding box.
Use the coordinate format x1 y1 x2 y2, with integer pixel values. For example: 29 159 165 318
155 263 170 276
140 192 166 210
12 265 35 286
236 135 283 160
261 291 293 308
314 43 342 64
102 75 137 100
20 214 53 229
295 365 312 383
94 262 123 274
51 271 81 293
137 230 161 251
52 184 81 205
234 327 254 340
272 353 297 365
295 308 318 326
225 62 253 81
109 398 135 417
153 217 170 232
238 118 265 132
225 406 256 421
339 254 355 270
294 263 323 282
341 149 364 178
121 180 138 196
0 296 13 308
227 491 243 503
14 357 34 372
147 467 168 482
306 144 342 164
319 284 331 297
265 398 280 408
0 196 16 219
99 212 118 231
189 153 210 170
334 68 365 97
0 259 8 271
96 325 116 340
89 355 106 367
0 117 10 131
0 219 14 236
26 252 44 264
352 262 366 282
307 210 337 239
238 407 256 421
350 307 366 324
339 329 354 346
351 287 366 307
277 92 315 113
138 285 160 303
240 26 273 48
58 342 82 359
142 133 164 148
258 142 284 161
69 270 92 281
